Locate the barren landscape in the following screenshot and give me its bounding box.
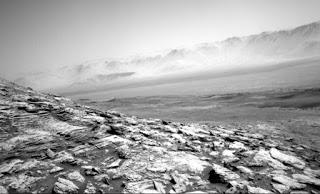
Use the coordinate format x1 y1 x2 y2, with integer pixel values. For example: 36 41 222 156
0 76 320 193
1 1 320 193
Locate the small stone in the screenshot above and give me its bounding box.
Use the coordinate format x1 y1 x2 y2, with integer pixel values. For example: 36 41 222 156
46 149 56 158
209 151 219 157
106 159 122 168
222 150 235 158
236 166 253 175
53 177 79 194
147 166 167 173
153 180 165 193
49 166 63 174
229 142 247 151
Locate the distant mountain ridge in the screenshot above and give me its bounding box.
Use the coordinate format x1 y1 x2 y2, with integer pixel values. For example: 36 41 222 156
15 21 320 93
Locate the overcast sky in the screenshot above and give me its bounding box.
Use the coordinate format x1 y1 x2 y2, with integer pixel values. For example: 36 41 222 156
1 0 320 79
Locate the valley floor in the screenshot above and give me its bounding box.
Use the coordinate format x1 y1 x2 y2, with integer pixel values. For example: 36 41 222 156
78 88 320 151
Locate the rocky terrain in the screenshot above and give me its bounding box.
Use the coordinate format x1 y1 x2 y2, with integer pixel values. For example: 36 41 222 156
0 78 319 194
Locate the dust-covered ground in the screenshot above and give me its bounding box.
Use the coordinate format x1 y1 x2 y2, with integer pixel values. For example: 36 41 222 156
77 88 320 151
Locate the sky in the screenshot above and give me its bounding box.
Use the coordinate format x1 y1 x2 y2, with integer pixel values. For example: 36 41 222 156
1 0 320 80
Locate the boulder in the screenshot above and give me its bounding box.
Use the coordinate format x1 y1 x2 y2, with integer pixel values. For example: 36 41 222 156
53 177 79 194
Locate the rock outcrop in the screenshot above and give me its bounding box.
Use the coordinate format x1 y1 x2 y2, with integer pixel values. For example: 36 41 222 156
0 78 319 193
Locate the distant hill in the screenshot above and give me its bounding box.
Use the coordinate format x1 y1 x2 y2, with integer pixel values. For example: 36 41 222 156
15 21 320 94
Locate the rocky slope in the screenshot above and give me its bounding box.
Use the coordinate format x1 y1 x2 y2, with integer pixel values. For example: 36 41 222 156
0 78 320 194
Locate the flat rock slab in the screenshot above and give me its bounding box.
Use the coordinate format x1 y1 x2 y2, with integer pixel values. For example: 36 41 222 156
270 148 305 169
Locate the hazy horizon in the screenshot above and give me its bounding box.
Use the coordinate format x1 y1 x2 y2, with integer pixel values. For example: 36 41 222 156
1 0 320 80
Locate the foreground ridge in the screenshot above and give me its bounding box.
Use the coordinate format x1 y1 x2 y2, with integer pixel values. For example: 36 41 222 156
0 79 319 194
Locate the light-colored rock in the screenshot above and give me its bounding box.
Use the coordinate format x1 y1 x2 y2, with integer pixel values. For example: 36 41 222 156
94 135 131 148
253 149 287 170
46 148 56 158
153 180 166 194
270 148 305 169
247 185 273 194
171 134 186 143
236 166 253 175
222 150 236 157
67 170 85 183
106 159 122 168
209 151 219 157
147 166 167 173
292 173 320 186
272 175 306 189
53 177 79 194
290 191 309 194
272 183 290 193
229 142 247 151
54 151 75 164
49 166 64 174
164 125 178 133
125 180 155 193
185 191 208 194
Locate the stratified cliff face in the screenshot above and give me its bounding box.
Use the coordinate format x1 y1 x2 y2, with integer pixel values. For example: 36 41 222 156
0 78 319 194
